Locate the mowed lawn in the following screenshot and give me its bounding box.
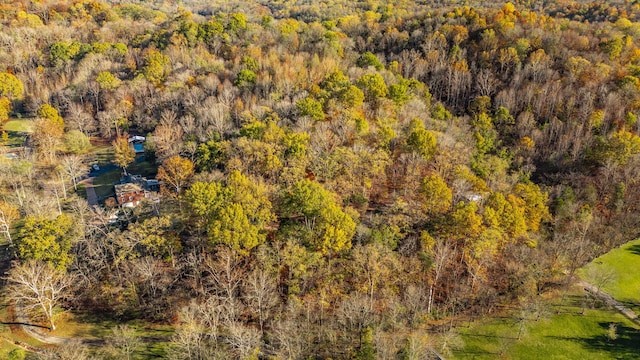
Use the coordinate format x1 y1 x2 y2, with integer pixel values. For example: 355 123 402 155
578 238 640 314
2 118 33 147
454 290 640 359
3 118 33 133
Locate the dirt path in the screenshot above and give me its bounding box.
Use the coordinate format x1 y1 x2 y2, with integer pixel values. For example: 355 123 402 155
578 281 640 324
13 301 79 345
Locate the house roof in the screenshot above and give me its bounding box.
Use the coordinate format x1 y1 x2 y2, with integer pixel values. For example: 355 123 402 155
115 182 144 194
128 135 146 143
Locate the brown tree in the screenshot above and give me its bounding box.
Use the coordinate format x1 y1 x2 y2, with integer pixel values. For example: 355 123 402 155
157 155 194 195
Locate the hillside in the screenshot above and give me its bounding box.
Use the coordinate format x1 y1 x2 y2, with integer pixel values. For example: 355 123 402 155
2 0 640 358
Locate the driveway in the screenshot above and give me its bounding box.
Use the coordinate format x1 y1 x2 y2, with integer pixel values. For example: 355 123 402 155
84 177 99 206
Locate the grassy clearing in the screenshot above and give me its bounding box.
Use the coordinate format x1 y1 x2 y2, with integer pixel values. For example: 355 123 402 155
73 313 173 358
0 301 47 351
2 118 33 148
1 295 172 358
3 119 33 133
578 238 640 314
0 341 24 360
92 169 122 199
90 144 113 166
453 289 640 359
128 158 158 177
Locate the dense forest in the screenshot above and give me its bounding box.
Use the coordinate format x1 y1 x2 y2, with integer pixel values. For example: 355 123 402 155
2 0 640 358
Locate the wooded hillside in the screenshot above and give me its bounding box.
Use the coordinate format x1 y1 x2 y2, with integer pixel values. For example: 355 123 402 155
2 0 640 358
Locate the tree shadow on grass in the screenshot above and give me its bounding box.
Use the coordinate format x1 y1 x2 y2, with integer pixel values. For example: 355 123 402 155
625 244 640 256
545 322 640 360
549 294 592 314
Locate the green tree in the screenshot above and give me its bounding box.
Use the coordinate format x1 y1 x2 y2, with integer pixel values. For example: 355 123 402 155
15 215 76 270
513 182 550 233
282 179 356 254
185 171 273 255
450 201 483 240
113 136 135 175
421 174 452 215
355 326 375 359
177 18 199 47
235 69 257 87
195 139 226 172
198 19 224 43
185 181 227 223
129 216 182 261
320 70 351 96
389 82 410 106
357 52 384 70
239 121 266 139
96 71 122 91
226 170 274 228
209 203 262 256
484 192 527 240
49 41 81 67
296 97 325 121
602 130 640 165
141 49 171 86
228 12 248 33
64 130 91 154
406 119 437 159
357 73 388 102
283 132 309 159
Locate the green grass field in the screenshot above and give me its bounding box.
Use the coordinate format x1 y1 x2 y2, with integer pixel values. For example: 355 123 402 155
92 169 123 199
454 290 640 359
1 293 172 359
578 238 640 314
90 144 114 166
2 118 33 147
3 119 33 133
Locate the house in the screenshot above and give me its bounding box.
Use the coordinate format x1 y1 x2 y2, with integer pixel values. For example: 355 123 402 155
114 174 160 207
115 182 146 208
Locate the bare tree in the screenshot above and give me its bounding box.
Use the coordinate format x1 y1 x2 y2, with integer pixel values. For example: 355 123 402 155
60 155 88 191
337 293 375 345
401 331 436 360
168 302 219 360
66 102 96 136
428 238 455 315
5 261 75 331
586 265 617 297
204 249 244 311
273 317 307 360
108 324 141 360
0 201 18 243
34 342 90 360
226 321 261 359
245 268 279 334
153 110 183 162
